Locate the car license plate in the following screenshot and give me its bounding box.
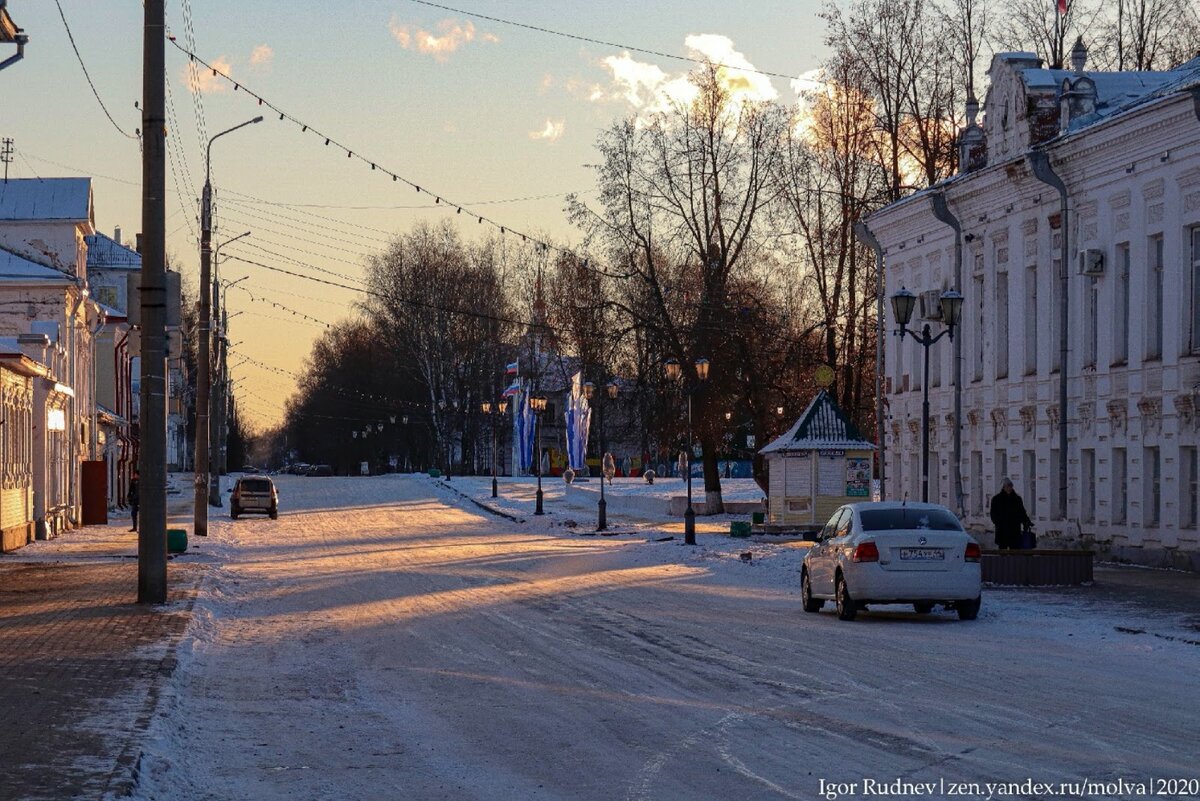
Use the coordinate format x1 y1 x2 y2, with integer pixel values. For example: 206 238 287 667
900 548 944 560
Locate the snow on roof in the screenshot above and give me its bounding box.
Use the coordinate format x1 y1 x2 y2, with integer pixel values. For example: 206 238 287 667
759 389 875 455
0 245 72 281
86 231 141 270
0 177 93 222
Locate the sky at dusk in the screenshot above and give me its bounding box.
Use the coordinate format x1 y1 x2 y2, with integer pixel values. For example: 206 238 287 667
2 0 827 429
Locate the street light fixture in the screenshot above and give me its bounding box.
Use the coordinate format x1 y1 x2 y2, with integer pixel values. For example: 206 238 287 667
665 356 711 545
891 286 963 502
583 380 619 531
530 394 548 515
195 116 262 536
483 401 500 498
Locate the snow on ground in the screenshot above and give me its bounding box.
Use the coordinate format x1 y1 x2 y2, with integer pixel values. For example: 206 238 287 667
118 474 1196 801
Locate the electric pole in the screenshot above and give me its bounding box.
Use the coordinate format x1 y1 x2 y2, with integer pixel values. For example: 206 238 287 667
138 0 168 603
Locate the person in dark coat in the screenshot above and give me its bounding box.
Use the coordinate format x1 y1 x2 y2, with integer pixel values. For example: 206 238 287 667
989 478 1031 550
128 471 140 532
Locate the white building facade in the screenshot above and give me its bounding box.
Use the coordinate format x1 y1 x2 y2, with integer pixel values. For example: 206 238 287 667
865 47 1200 569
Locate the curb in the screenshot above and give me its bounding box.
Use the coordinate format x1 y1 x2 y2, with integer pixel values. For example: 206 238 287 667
432 478 527 524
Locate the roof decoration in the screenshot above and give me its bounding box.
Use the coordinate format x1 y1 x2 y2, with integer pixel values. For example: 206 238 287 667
759 389 876 455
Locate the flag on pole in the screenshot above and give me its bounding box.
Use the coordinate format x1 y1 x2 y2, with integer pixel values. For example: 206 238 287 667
1056 0 1067 14
502 380 520 398
505 361 519 375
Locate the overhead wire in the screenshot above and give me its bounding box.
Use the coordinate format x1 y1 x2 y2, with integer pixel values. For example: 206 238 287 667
53 0 138 140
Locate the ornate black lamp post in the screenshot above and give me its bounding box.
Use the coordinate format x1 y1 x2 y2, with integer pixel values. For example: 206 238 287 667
665 356 710 545
530 394 547 515
583 380 620 531
891 287 964 503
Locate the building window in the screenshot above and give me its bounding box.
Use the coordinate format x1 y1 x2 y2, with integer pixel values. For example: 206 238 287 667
1147 234 1164 360
994 448 1007 492
995 272 1009 379
1051 231 1062 373
971 451 983 516
1023 449 1037 518
1144 447 1160 526
1182 447 1198 529
1114 242 1130 365
1050 448 1062 519
1190 228 1200 354
1081 449 1095 523
973 274 984 382
1024 266 1037 375
930 336 941 388
1112 447 1127 525
1083 275 1098 368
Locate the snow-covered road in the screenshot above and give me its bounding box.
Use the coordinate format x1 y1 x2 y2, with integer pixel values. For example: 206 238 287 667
131 475 1198 801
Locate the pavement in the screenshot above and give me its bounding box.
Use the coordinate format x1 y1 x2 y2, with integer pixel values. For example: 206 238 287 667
0 492 1196 799
0 499 206 801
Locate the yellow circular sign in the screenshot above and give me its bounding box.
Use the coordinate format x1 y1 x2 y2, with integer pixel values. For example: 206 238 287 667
814 365 835 387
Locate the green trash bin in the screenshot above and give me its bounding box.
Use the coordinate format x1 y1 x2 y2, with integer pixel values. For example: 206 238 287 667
167 528 188 553
428 468 442 478
730 521 752 538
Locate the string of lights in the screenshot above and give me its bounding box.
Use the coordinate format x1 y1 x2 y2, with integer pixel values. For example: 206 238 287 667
165 37 633 282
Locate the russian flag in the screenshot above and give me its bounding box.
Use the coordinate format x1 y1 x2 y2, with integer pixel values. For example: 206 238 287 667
505 361 519 375
502 381 520 398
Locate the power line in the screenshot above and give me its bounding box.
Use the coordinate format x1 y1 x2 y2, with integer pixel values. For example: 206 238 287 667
401 0 800 81
54 0 138 140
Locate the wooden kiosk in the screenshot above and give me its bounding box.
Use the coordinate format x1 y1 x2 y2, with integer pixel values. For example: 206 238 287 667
758 389 875 532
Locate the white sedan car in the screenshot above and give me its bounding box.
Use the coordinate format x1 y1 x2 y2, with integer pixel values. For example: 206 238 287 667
801 502 982 621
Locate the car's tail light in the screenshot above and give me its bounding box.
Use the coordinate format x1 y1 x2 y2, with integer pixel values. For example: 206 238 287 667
965 543 981 562
852 541 879 562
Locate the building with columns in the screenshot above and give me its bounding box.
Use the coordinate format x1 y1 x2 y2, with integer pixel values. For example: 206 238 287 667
863 44 1200 569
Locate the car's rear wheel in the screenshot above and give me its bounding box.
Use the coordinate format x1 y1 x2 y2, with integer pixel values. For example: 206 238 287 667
957 595 981 621
835 574 857 621
801 570 824 613
913 602 934 614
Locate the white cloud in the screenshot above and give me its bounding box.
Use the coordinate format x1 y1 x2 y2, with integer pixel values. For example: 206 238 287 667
592 35 779 122
529 119 565 142
184 55 232 94
388 16 498 61
250 44 274 67
790 68 826 99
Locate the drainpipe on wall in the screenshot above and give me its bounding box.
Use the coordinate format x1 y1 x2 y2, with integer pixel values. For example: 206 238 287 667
67 288 88 526
929 192 965 517
853 220 886 500
1028 149 1070 524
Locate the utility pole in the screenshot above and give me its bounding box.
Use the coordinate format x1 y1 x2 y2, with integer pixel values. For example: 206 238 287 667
208 256 222 507
194 119 259 535
1 138 12 183
138 0 168 603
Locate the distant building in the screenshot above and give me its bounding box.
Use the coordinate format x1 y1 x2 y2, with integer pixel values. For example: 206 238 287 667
865 45 1200 569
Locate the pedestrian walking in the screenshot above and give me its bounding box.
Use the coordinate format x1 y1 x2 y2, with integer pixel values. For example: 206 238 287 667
989 478 1031 550
128 471 140 532
677 451 688 480
602 452 616 485
621 455 632 479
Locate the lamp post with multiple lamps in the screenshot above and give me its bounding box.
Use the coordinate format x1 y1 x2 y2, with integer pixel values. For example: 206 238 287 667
482 400 508 498
664 357 710 545
890 287 964 503
529 395 548 515
583 380 619 531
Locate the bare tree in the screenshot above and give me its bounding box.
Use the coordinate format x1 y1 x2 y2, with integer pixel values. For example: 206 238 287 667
569 62 789 513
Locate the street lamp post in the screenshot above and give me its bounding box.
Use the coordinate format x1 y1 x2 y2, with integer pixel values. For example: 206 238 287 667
583 380 619 531
530 395 547 515
483 401 500 498
891 287 964 503
665 357 710 545
195 116 261 537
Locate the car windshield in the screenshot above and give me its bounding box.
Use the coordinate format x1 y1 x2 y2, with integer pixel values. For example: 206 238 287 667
240 479 272 493
859 507 963 532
